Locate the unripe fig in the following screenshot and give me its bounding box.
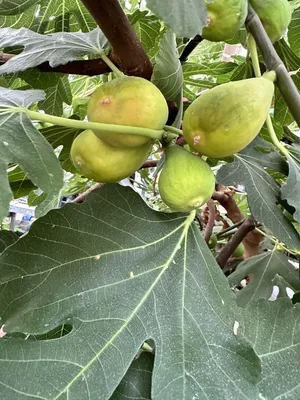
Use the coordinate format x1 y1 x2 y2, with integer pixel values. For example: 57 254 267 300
208 233 218 249
232 242 245 257
250 0 292 43
158 145 215 213
70 130 152 182
87 76 168 148
182 76 274 158
202 0 247 42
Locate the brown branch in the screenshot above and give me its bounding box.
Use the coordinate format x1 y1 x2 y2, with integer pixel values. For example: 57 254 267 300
179 35 203 62
246 4 300 127
216 216 259 269
81 0 152 79
139 160 159 169
203 199 216 243
72 183 104 203
213 184 263 258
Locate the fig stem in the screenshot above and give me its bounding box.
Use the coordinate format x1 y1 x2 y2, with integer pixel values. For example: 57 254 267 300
16 108 164 140
163 125 183 136
248 34 261 77
99 50 124 78
265 115 289 157
248 34 289 158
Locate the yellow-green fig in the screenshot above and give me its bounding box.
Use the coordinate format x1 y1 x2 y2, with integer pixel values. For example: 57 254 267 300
250 0 292 43
202 0 247 42
158 145 215 212
70 130 152 182
87 76 168 148
208 233 218 249
182 76 275 158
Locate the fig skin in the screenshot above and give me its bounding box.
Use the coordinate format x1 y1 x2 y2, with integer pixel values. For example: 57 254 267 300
70 130 152 183
158 145 215 213
182 77 274 158
87 76 169 148
202 0 247 42
208 233 218 249
250 0 292 43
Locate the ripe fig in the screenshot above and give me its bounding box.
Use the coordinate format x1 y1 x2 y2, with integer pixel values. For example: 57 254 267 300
182 76 274 158
232 242 245 257
250 0 292 43
87 76 168 148
158 145 215 213
202 0 247 42
70 130 152 182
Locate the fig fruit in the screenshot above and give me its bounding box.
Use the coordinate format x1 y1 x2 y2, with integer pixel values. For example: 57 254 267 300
182 76 274 158
70 130 152 182
232 242 245 257
250 0 292 43
158 145 215 212
208 233 218 249
202 0 247 42
87 76 168 148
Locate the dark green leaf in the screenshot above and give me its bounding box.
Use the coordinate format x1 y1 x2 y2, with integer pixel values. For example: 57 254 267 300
0 185 260 399
229 251 300 307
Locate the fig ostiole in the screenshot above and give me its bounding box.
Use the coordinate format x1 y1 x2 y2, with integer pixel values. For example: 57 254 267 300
250 0 292 43
70 129 152 183
87 76 168 148
182 76 275 158
158 145 215 213
202 0 247 43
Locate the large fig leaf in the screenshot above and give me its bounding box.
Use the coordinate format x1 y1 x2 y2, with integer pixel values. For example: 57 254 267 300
228 251 300 307
0 0 96 33
110 351 154 400
243 299 300 399
281 143 300 224
0 185 260 399
152 28 183 127
0 230 19 254
145 0 207 38
217 140 300 250
0 87 64 220
0 28 108 74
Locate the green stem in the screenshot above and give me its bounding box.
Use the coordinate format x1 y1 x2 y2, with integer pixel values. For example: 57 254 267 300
248 34 289 158
265 115 289 157
248 34 261 77
163 125 183 136
99 50 124 78
19 108 164 141
141 342 153 353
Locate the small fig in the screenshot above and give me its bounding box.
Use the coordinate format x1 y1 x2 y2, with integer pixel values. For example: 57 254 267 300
182 76 274 158
70 130 152 182
202 0 247 42
232 242 245 257
158 145 215 213
250 0 292 43
208 233 218 249
87 76 168 148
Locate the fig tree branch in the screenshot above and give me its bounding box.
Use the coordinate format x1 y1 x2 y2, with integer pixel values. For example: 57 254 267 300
0 52 118 76
179 35 203 62
72 183 104 203
246 4 300 127
81 0 152 79
216 216 259 269
203 199 216 243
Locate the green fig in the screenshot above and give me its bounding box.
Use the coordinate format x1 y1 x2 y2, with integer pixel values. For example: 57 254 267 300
182 76 275 158
208 233 218 249
70 130 152 182
87 76 169 148
232 242 245 257
202 0 247 42
158 145 215 212
250 0 292 43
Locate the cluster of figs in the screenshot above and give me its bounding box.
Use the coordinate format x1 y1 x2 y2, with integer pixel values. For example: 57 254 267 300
71 0 291 213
